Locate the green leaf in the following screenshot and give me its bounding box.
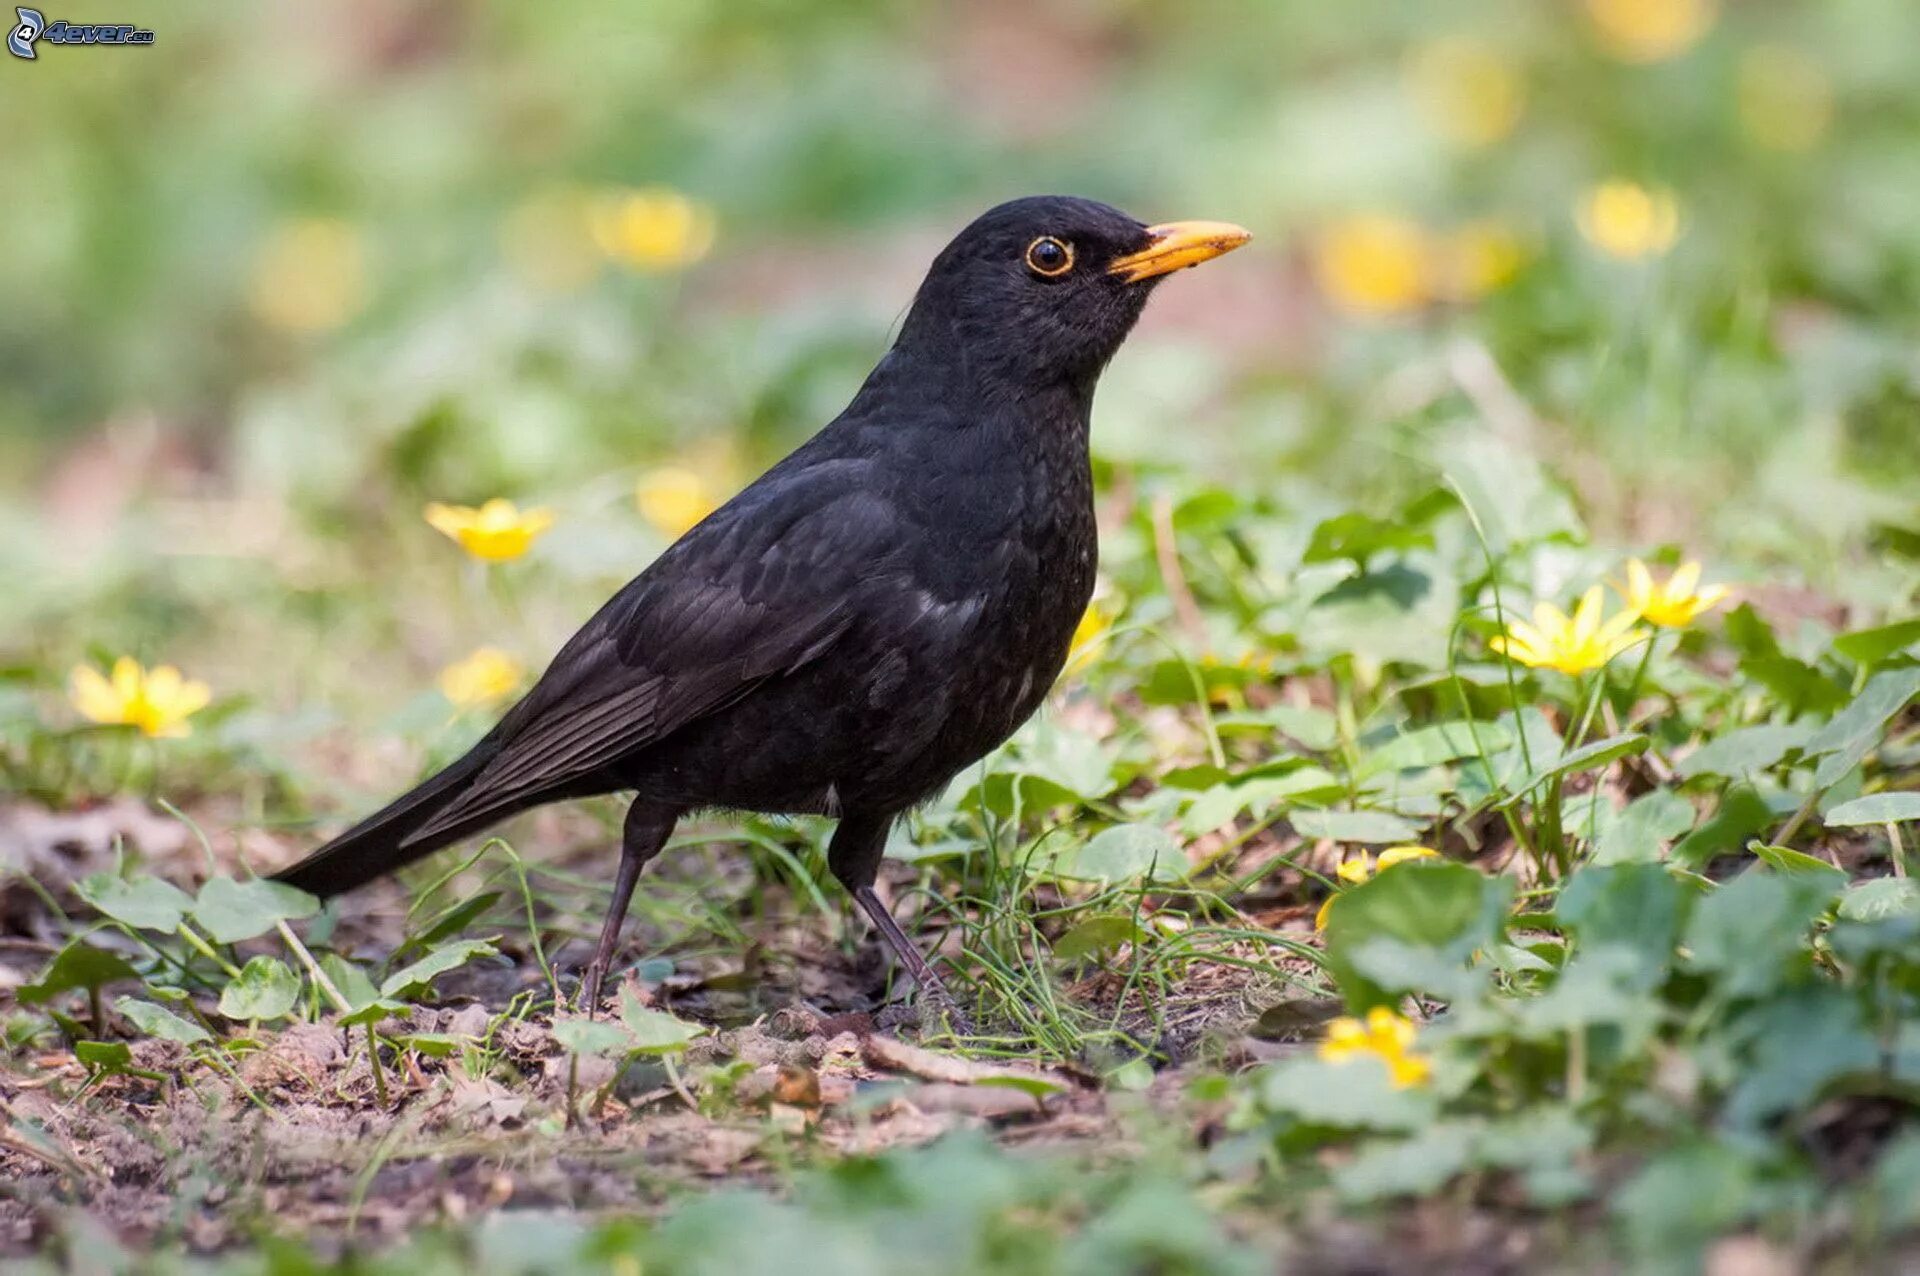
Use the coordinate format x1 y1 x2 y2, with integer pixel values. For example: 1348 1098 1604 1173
550 1016 629 1057
1825 792 1920 827
1290 808 1425 845
394 1032 466 1058
1838 877 1920 922
339 998 408 1028
1725 988 1882 1127
1047 823 1187 883
400 891 504 958
75 1041 135 1074
1673 725 1815 781
1611 1142 1758 1256
1806 667 1920 789
75 874 194 932
1748 842 1847 887
1302 510 1435 566
1557 863 1689 968
191 877 318 945
1257 1056 1436 1132
320 953 381 1012
1052 915 1142 961
380 939 497 999
1324 862 1512 1008
1684 872 1837 998
1593 790 1696 864
618 988 705 1053
1331 1121 1479 1201
1508 948 1662 1043
116 996 212 1045
1741 654 1849 716
18 939 140 1007
973 1074 1067 1100
1503 734 1648 799
218 956 301 1021
1832 618 1920 667
1671 785 1774 870
1359 720 1513 777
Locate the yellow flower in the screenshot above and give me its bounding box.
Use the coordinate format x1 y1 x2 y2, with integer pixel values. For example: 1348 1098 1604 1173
248 217 368 332
1490 586 1648 675
500 186 603 293
1313 213 1432 319
1065 605 1111 675
1738 46 1832 153
1619 558 1729 628
1316 846 1439 930
1585 0 1716 63
1318 1006 1433 1089
1405 37 1525 149
1577 181 1682 260
423 498 555 563
438 647 524 711
589 188 716 272
1435 219 1530 301
70 657 211 739
636 467 719 538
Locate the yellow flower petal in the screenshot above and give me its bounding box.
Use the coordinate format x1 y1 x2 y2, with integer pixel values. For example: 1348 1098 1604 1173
1578 181 1683 259
424 499 554 562
1572 586 1604 644
1585 0 1716 63
70 665 122 725
636 467 719 538
1625 558 1654 611
439 647 525 711
1314 213 1433 319
1336 854 1376 885
1378 846 1438 870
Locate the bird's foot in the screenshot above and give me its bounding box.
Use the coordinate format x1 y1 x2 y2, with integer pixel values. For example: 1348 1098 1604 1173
918 988 975 1039
575 960 609 1018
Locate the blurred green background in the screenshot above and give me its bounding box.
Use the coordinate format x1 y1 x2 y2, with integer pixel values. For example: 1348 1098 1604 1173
4 0 1918 802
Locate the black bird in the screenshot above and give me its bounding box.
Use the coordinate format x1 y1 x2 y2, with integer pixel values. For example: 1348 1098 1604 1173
274 196 1249 1016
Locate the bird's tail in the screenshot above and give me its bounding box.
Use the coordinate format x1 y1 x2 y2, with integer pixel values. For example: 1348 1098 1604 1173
272 743 508 898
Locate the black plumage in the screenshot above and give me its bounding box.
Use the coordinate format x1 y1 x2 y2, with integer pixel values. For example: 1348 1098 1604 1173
274 196 1249 1015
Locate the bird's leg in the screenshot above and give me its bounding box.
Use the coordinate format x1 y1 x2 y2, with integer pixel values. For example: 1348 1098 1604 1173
578 802 679 1016
828 812 969 1032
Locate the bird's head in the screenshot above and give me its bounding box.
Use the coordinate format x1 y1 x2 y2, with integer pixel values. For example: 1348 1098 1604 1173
897 195 1250 393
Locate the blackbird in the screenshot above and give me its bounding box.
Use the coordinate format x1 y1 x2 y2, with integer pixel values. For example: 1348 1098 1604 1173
274 195 1249 1016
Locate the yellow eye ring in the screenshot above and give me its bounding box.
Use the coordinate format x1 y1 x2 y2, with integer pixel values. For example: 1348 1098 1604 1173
1025 236 1074 278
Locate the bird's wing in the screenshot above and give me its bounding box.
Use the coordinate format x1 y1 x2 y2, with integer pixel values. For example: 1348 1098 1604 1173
405 461 901 842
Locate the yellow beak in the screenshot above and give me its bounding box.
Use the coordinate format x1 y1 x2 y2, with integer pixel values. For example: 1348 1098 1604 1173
1107 220 1252 283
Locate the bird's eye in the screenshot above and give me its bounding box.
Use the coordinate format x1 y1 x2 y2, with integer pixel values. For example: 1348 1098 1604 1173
1024 236 1074 278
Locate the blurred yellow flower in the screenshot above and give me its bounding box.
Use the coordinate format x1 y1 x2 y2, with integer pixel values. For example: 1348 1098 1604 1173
1490 586 1647 675
1620 558 1729 628
1316 846 1439 930
1585 0 1716 63
1436 219 1530 301
1319 1006 1433 1089
248 217 368 333
70 657 211 739
1738 46 1833 152
501 186 603 293
1065 604 1111 675
1405 37 1525 148
1314 213 1432 319
424 498 555 562
1577 181 1682 260
636 467 720 538
590 188 716 272
438 647 524 711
